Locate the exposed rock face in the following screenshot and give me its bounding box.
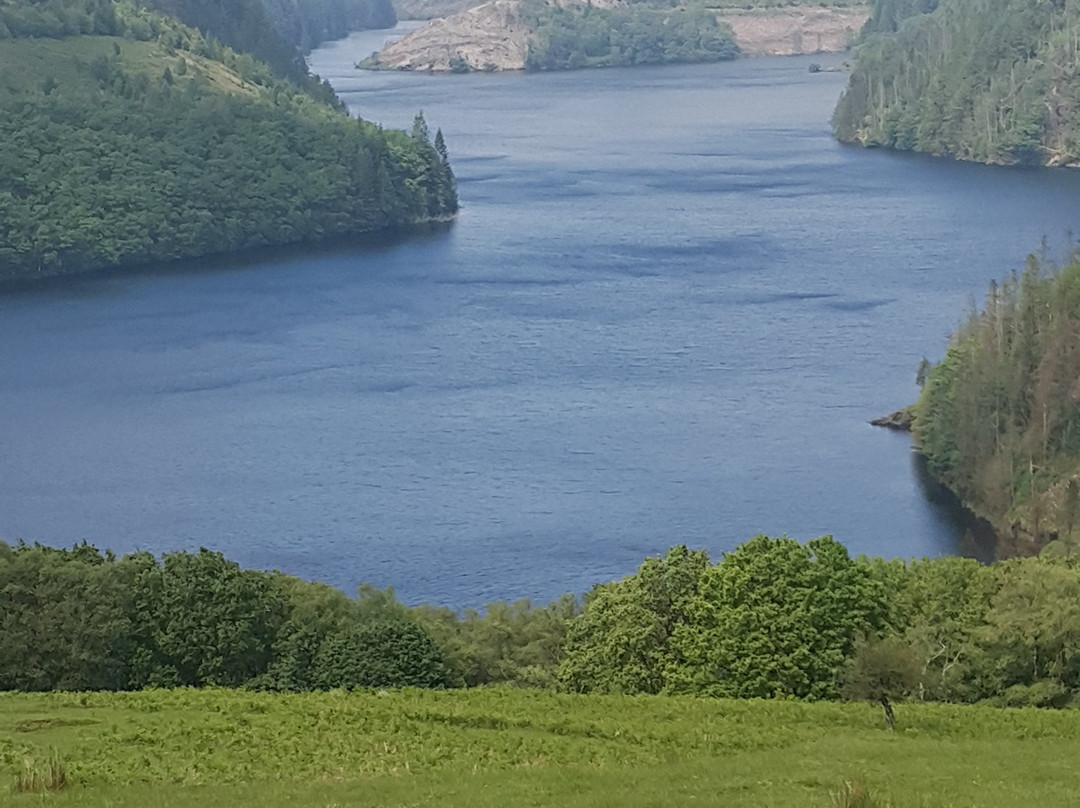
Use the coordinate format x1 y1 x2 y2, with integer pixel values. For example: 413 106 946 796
366 2 869 71
373 0 531 70
393 0 478 21
717 7 868 56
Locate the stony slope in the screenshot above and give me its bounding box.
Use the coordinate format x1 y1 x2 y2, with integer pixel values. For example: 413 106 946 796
719 6 866 56
373 0 532 70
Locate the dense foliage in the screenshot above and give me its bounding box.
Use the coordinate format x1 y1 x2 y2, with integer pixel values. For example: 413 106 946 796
260 0 396 53
0 4 457 281
858 0 936 36
522 1 739 71
0 0 398 77
12 534 1080 711
911 257 1080 554
833 0 1080 165
0 543 457 692
562 539 1080 708
141 0 306 79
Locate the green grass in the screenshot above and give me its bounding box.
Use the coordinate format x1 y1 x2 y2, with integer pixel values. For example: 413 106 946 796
1 688 1078 806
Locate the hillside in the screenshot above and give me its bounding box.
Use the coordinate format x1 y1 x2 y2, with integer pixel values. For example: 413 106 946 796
833 0 1080 166
362 0 741 72
4 688 1080 806
260 0 397 53
363 0 865 71
911 258 1080 557
0 1 457 281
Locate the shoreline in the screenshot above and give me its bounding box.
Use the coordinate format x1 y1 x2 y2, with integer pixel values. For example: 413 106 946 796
0 218 456 293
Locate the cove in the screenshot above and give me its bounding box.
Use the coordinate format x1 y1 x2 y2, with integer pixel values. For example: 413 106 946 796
2 34 1080 608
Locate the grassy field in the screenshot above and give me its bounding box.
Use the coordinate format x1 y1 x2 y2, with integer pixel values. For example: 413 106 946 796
3 688 1080 806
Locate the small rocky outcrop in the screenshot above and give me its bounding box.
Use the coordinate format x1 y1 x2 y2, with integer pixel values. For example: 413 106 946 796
870 408 915 431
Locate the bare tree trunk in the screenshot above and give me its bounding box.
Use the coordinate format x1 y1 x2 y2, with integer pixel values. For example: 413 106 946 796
880 697 896 731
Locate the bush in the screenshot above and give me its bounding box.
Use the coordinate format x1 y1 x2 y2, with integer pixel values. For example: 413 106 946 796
313 621 459 690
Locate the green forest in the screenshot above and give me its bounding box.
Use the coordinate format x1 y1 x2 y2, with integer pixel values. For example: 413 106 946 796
522 1 739 71
10 535 1080 713
912 257 1080 555
833 0 1080 165
259 0 396 53
0 0 456 281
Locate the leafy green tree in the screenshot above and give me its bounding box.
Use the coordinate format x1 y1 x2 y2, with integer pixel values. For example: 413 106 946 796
669 536 886 699
868 556 997 702
968 559 1080 705
558 545 710 694
313 620 458 689
127 549 286 688
842 634 922 729
258 576 364 691
0 542 131 691
418 595 577 688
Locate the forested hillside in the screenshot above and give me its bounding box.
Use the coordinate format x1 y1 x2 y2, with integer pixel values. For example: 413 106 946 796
912 257 1080 556
260 0 396 53
833 0 1080 165
0 0 456 281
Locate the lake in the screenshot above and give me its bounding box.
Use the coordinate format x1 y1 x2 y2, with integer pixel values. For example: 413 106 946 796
3 31 1080 608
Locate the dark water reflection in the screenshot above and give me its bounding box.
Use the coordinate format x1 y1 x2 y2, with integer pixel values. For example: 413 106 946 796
909 451 997 564
1 34 1079 606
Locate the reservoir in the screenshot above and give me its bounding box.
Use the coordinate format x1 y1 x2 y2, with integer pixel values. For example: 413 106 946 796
3 31 1080 607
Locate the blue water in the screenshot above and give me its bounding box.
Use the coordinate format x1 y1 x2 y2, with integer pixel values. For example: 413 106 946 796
2 34 1080 607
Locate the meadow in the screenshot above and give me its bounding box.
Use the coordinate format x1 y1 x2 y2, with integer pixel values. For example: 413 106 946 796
3 688 1080 807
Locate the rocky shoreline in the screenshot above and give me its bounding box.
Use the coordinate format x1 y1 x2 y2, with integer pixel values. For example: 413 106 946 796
869 407 914 431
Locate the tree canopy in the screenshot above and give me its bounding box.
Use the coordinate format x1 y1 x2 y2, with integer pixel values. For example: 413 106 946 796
522 1 738 71
911 257 1080 553
10 535 1080 710
0 4 457 282
834 0 1080 165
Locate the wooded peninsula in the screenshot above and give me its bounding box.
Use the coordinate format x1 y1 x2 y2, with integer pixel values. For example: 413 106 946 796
0 0 457 282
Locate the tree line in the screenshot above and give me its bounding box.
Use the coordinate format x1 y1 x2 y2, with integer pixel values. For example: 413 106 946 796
0 2 457 281
912 256 1080 555
8 536 1080 714
833 0 1080 166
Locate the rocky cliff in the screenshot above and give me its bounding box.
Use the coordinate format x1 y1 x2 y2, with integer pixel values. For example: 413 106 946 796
718 7 867 56
372 0 531 70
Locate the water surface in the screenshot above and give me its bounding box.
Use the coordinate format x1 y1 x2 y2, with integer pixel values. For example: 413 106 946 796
2 37 1080 606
